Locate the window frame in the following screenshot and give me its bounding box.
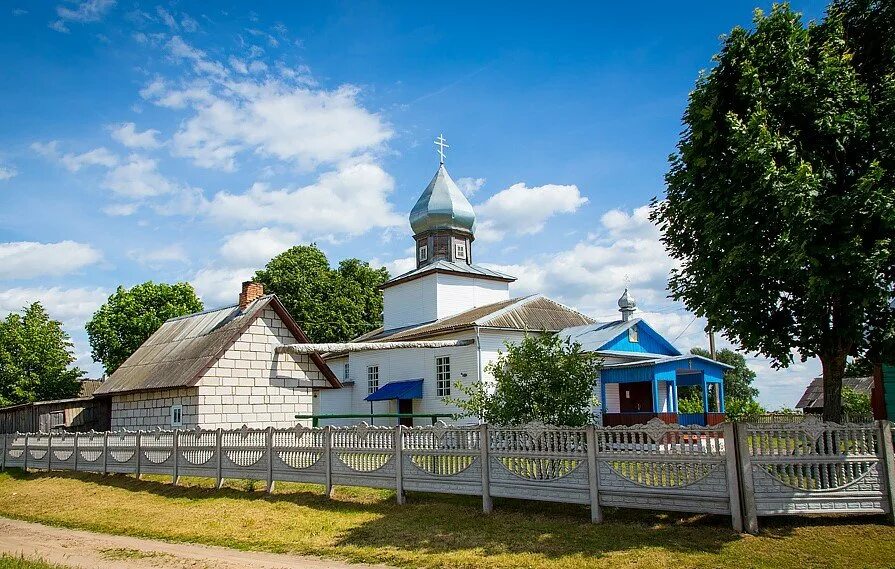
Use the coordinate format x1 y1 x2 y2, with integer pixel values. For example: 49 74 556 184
343 362 350 381
367 365 380 394
455 242 467 260
628 325 639 343
418 244 428 262
435 355 451 397
170 404 183 427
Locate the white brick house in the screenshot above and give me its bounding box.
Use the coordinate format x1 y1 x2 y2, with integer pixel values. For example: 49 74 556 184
95 282 339 430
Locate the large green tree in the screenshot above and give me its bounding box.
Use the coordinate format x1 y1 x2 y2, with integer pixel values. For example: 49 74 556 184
0 302 83 406
254 245 389 343
690 347 759 402
87 282 203 375
450 334 602 426
651 3 895 422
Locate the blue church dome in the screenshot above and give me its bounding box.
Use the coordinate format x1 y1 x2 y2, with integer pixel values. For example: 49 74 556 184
409 164 476 236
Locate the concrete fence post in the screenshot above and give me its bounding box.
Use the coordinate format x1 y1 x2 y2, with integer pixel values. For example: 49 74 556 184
735 422 758 534
722 422 744 532
172 429 180 485
877 420 895 525
73 432 78 472
47 432 53 472
266 426 275 494
395 425 405 505
1 433 6 471
24 433 29 472
102 432 108 475
215 428 224 489
479 424 492 514
585 424 602 523
135 431 142 480
324 425 333 498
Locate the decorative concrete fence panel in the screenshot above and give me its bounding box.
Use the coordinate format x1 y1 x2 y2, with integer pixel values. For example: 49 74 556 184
595 421 740 527
738 420 895 533
330 424 397 490
3 419 895 535
488 425 592 507
401 424 482 498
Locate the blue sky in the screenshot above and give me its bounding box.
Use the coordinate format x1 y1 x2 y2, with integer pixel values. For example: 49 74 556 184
0 0 830 407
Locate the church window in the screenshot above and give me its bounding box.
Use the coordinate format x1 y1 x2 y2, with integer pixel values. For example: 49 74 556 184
436 356 451 396
343 362 350 381
628 325 639 343
367 365 379 394
418 245 428 262
455 242 467 260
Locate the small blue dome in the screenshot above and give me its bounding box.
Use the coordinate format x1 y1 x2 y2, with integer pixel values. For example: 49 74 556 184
409 164 476 235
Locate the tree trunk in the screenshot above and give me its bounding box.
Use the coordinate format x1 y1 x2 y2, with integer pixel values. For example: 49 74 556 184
820 350 848 423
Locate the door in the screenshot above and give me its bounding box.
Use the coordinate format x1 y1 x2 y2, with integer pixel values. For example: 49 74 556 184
619 382 653 413
397 399 413 427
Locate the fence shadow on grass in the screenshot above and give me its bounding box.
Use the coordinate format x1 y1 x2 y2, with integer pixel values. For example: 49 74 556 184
1 468 759 561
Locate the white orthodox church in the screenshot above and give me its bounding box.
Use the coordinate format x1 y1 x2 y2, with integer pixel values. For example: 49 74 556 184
314 148 595 426
312 139 731 428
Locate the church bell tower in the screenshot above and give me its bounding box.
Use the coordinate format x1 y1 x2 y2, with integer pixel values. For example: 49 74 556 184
408 134 476 268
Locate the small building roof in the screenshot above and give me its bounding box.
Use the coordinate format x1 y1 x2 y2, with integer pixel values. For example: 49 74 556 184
346 294 595 345
95 295 338 396
559 318 681 356
381 260 516 289
602 354 733 370
365 379 424 401
795 376 874 410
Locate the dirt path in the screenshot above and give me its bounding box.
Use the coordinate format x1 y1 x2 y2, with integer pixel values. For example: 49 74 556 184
0 518 393 569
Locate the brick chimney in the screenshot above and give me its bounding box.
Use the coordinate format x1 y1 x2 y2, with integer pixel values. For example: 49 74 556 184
238 281 264 310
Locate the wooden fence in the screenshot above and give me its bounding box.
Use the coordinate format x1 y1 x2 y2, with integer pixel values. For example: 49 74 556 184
2 418 894 534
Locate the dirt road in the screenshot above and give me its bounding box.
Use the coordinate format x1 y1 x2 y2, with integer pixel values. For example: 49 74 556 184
0 517 393 569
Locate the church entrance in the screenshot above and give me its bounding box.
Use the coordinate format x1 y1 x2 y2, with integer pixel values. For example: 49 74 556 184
398 399 414 427
619 381 653 413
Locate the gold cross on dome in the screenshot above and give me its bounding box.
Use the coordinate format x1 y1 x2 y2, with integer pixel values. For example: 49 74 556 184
434 133 449 164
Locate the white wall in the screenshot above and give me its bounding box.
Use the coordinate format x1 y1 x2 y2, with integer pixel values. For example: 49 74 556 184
604 383 620 413
111 388 198 430
382 273 438 330
435 274 509 320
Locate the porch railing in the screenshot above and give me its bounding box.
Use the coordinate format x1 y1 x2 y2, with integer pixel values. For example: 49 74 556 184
602 412 678 427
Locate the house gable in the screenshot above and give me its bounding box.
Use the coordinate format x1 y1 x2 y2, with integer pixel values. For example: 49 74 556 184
599 320 681 356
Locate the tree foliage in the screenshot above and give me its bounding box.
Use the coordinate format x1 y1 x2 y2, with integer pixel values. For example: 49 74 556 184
844 355 874 377
0 302 83 406
86 282 203 375
652 3 895 422
449 334 602 426
254 245 389 343
841 385 872 419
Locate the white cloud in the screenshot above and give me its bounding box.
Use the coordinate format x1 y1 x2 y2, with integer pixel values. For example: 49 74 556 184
127 244 189 267
370 255 415 278
61 147 118 171
456 177 485 197
138 37 391 172
109 122 161 149
219 228 299 266
0 241 103 279
101 203 139 216
206 158 402 238
191 266 256 306
0 165 17 180
102 154 175 198
51 0 116 32
0 286 108 328
475 182 587 241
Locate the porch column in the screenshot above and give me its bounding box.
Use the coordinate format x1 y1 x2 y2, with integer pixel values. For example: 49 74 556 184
718 381 725 413
652 379 660 414
671 381 678 413
701 375 710 415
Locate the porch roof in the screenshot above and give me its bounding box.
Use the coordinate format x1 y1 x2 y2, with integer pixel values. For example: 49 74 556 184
601 354 730 384
364 379 424 401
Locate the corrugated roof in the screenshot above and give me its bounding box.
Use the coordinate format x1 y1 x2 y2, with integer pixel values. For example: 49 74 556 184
602 354 733 370
381 260 516 289
95 295 338 396
795 376 874 410
356 295 595 344
559 319 640 352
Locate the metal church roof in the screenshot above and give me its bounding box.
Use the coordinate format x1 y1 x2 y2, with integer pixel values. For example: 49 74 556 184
382 259 516 289
409 164 476 235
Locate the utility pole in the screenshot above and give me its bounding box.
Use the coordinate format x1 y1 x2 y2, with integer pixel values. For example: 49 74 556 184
706 324 716 359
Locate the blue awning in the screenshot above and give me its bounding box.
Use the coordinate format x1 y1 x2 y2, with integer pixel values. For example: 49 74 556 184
364 379 424 401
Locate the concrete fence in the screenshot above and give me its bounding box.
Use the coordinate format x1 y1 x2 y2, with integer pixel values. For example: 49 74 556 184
2 418 894 534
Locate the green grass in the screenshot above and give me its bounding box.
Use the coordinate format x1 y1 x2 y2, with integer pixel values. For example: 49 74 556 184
0 555 70 569
0 469 894 569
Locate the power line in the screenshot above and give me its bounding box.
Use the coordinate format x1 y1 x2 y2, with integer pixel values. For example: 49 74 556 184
673 316 699 342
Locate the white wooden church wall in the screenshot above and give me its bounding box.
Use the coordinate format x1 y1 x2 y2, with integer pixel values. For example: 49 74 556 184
382 274 439 330
434 274 510 320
